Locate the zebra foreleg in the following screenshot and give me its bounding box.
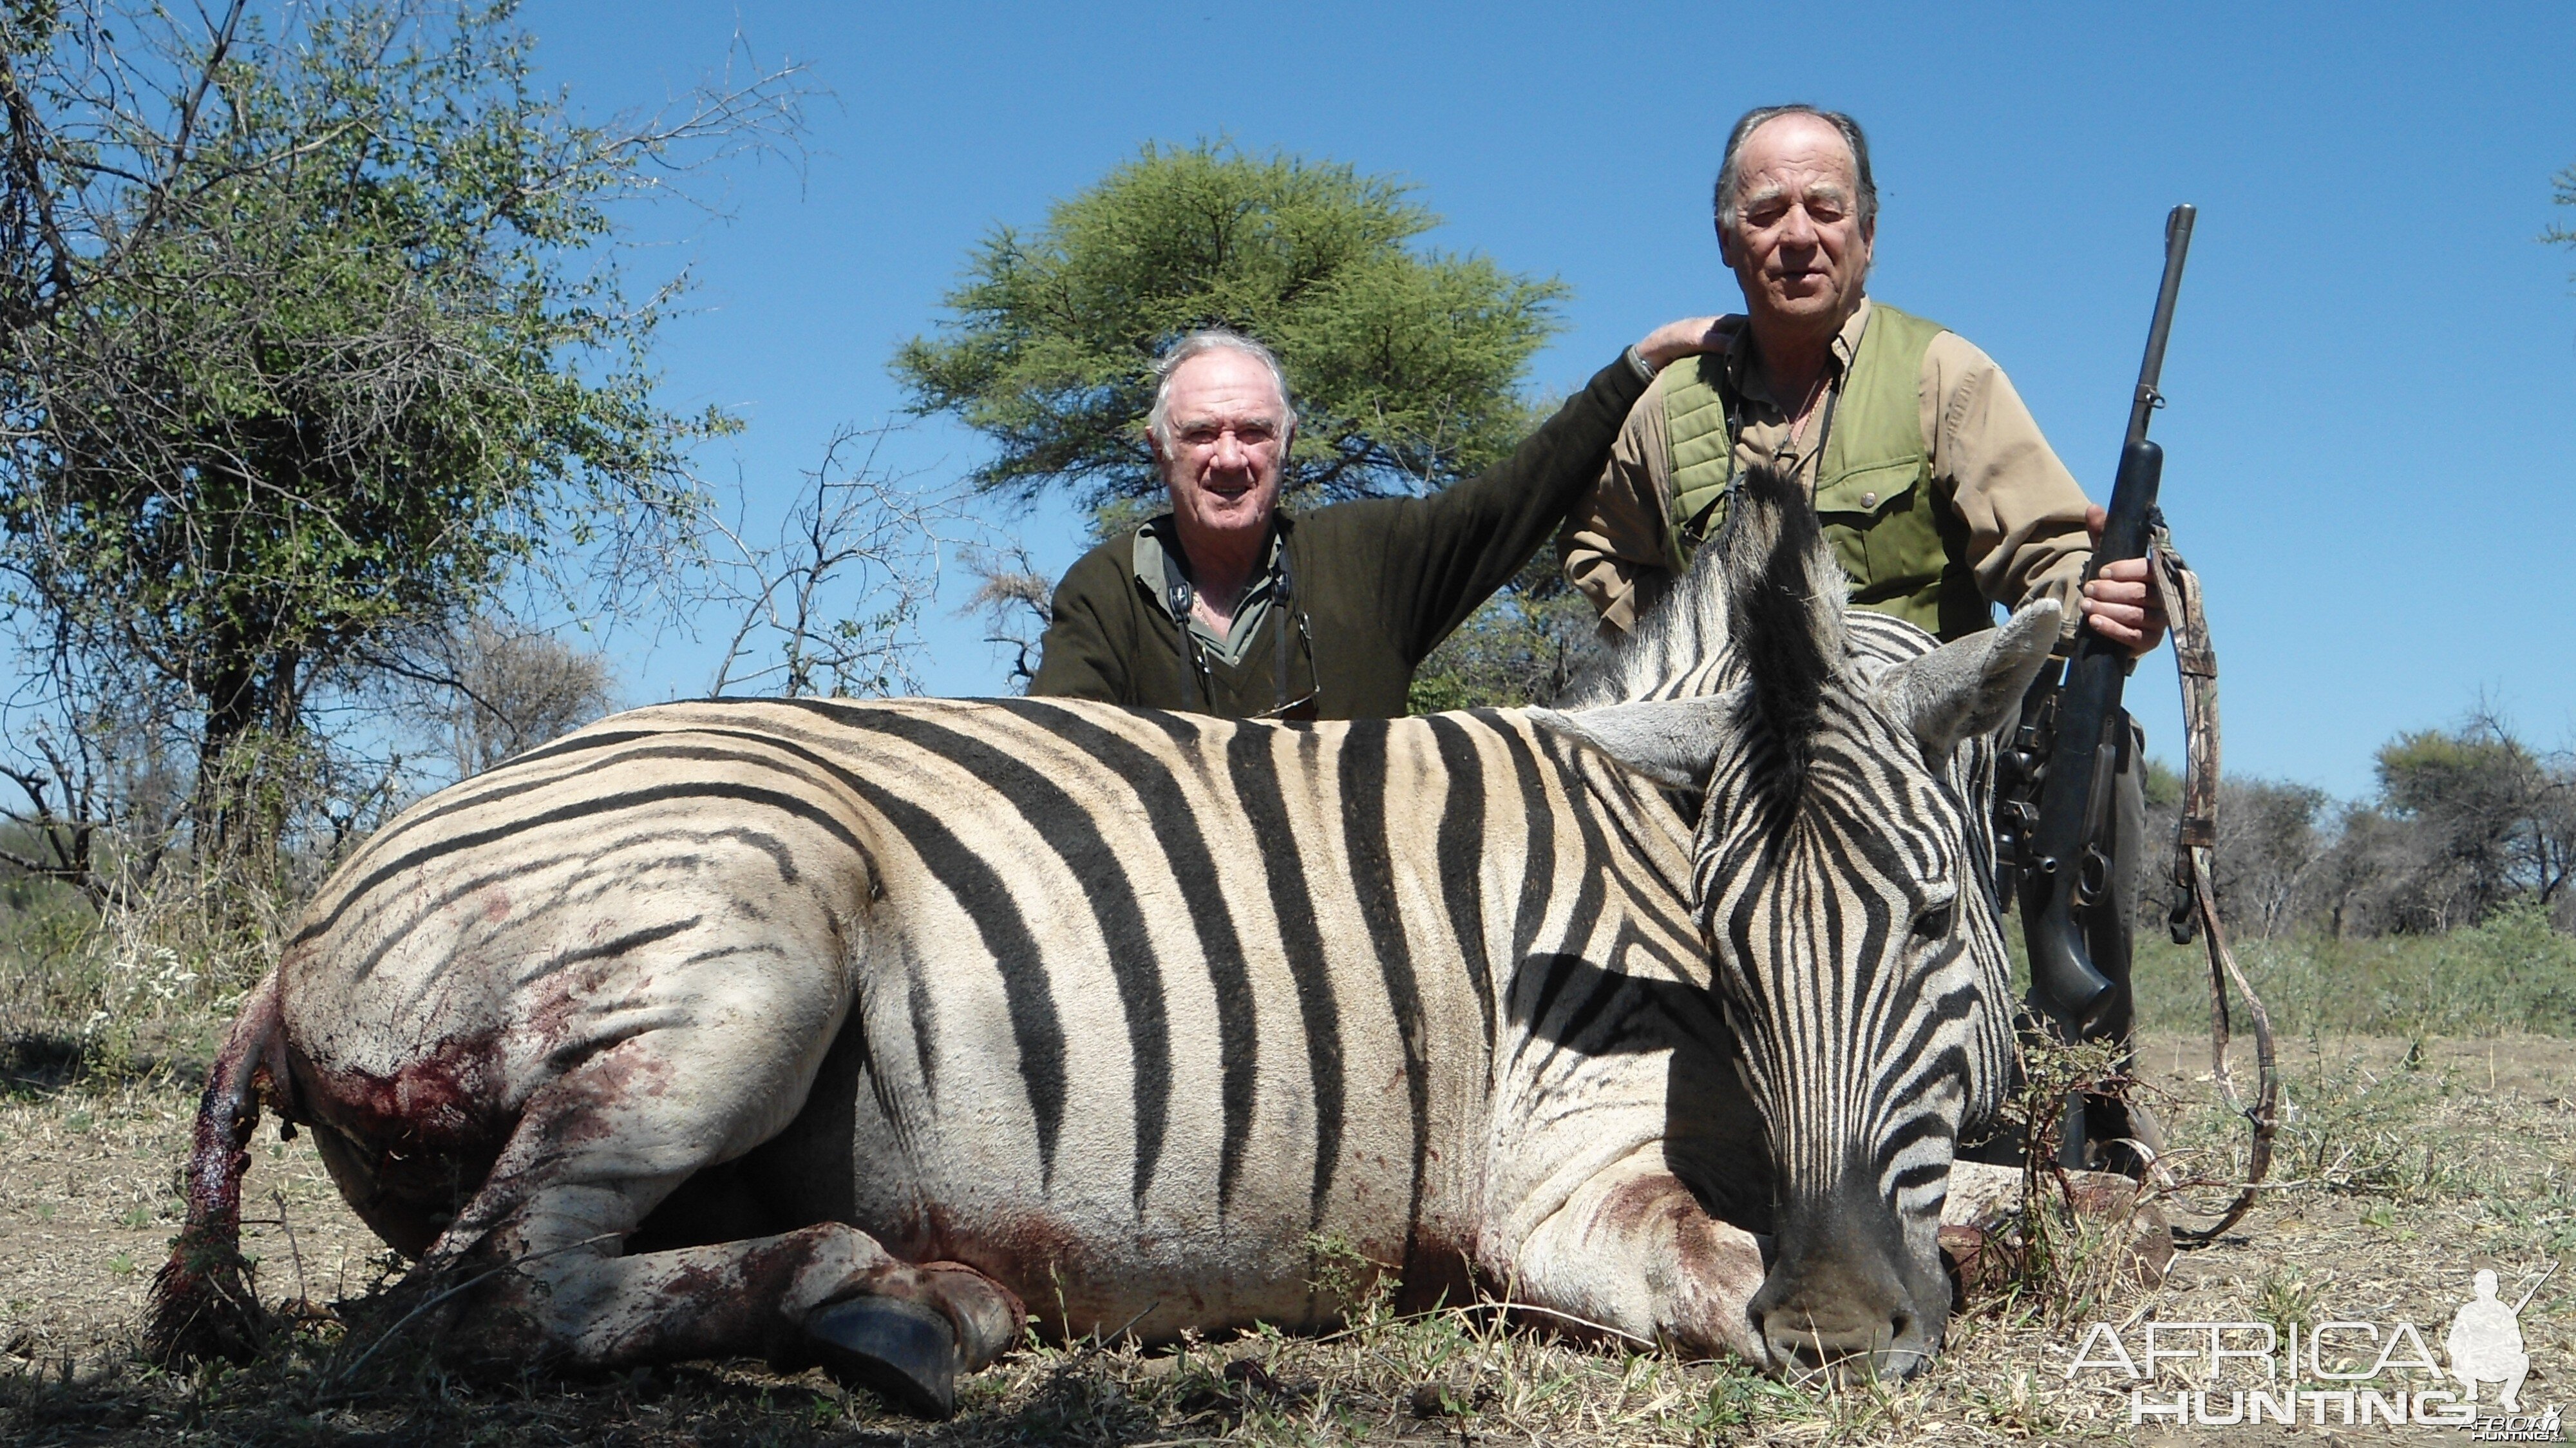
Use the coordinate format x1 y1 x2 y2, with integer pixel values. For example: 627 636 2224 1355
1501 1147 1770 1365
445 1221 1020 1416
400 1002 1019 1415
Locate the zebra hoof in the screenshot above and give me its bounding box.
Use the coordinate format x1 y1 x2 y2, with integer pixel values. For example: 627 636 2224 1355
803 1296 960 1419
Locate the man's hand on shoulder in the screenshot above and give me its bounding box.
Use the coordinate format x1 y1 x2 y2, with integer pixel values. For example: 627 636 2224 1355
2078 504 2168 656
1632 316 1732 372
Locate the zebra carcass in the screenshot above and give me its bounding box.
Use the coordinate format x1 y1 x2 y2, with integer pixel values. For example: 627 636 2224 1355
152 468 2060 1413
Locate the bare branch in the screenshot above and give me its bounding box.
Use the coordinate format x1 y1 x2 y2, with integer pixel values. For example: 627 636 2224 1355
958 543 1054 695
696 423 977 701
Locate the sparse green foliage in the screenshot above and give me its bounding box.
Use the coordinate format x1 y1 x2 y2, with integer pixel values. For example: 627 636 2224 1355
1405 560 1604 712
0 0 803 876
1300 1230 1394 1328
893 140 1566 519
2215 777 2332 938
701 424 974 701
2139 754 2183 809
2138 710 2576 938
1973 1034 2152 1331
2253 1264 2319 1338
431 622 616 777
2371 718 2576 924
2132 902 2576 1042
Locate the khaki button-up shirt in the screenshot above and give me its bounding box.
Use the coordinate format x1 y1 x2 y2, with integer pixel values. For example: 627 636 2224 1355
1563 298 2096 638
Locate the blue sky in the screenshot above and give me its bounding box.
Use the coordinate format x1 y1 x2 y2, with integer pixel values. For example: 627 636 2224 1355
519 1 2576 799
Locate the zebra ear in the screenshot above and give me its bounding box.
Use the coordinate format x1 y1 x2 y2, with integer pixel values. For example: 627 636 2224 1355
1526 695 1738 789
1877 598 2063 757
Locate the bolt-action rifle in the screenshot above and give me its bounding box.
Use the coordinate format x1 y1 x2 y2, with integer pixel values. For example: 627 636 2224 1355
1994 205 2195 1107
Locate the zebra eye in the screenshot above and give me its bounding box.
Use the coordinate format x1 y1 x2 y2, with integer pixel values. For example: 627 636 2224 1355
1911 900 1955 940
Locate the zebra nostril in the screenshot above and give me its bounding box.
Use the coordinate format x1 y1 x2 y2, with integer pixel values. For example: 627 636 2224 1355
1770 1332 1827 1373
1765 1317 1858 1373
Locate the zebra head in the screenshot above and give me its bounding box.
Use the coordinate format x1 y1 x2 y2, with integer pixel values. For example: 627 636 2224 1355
1536 466 2060 1380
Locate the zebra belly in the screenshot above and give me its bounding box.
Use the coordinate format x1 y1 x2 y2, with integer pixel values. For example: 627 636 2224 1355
746 911 1497 1342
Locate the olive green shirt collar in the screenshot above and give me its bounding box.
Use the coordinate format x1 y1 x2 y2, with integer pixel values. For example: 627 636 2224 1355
1131 515 1282 668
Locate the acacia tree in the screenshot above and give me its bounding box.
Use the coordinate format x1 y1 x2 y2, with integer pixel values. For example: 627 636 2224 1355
0 0 802 879
896 142 1587 707
430 621 616 779
2210 777 2332 938
2373 717 2576 923
894 141 1566 518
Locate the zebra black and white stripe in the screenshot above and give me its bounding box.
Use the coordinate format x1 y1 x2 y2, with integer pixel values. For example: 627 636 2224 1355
1534 465 2052 1367
1571 497 2023 1228
164 465 2054 1387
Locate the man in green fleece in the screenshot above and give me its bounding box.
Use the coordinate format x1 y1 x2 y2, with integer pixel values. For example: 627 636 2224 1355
1028 319 1721 718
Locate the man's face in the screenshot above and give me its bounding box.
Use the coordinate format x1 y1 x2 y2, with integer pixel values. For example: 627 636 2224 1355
1152 350 1291 551
1719 114 1875 331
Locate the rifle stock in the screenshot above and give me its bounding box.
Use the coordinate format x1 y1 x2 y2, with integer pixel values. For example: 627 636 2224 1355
2016 204 2194 1041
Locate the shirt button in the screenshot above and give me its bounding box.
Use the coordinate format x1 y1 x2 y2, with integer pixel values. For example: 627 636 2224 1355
1861 491 1878 508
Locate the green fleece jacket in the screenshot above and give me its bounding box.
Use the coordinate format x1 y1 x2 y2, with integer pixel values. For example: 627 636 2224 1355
1028 352 1650 719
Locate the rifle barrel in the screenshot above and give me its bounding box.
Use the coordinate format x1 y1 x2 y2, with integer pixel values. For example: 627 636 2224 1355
2022 205 2197 1044
2126 204 2196 444
2509 1259 2561 1315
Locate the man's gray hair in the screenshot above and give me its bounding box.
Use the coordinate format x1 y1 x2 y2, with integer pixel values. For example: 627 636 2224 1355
1712 104 1877 232
1145 328 1297 447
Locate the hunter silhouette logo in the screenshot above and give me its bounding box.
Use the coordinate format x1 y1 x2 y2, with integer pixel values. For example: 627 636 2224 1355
2062 1259 2561 1433
2448 1267 2535 1413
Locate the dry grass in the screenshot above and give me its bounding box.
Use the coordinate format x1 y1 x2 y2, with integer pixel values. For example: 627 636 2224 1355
6 880 2574 1443
5 1029 2569 1445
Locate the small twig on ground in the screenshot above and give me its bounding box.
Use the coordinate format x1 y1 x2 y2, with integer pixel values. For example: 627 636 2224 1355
270 1189 308 1310
1099 1299 1161 1350
1435 1300 1661 1353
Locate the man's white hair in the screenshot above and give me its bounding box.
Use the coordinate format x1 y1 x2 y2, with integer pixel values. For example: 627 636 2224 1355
1145 329 1298 448
1713 104 1877 233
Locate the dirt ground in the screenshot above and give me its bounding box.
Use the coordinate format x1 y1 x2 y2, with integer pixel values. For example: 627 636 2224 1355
0 1072 388 1369
2103 1033 2576 1445
3 1033 2572 1445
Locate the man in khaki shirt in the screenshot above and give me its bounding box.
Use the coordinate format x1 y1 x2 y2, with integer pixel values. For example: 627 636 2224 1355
1564 104 2163 653
1577 105 2168 1170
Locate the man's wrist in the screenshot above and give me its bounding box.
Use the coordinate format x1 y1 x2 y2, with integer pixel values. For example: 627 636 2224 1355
1627 345 1661 383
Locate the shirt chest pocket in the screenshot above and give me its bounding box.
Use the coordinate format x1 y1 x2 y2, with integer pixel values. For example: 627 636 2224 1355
1814 455 1942 593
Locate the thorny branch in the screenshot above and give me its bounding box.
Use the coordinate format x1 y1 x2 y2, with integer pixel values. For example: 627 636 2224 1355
702 423 975 700
961 542 1054 694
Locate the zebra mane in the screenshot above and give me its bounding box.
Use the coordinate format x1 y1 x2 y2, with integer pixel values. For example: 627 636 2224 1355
1728 465 1848 787
1564 466 1853 770
1558 534 1734 708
